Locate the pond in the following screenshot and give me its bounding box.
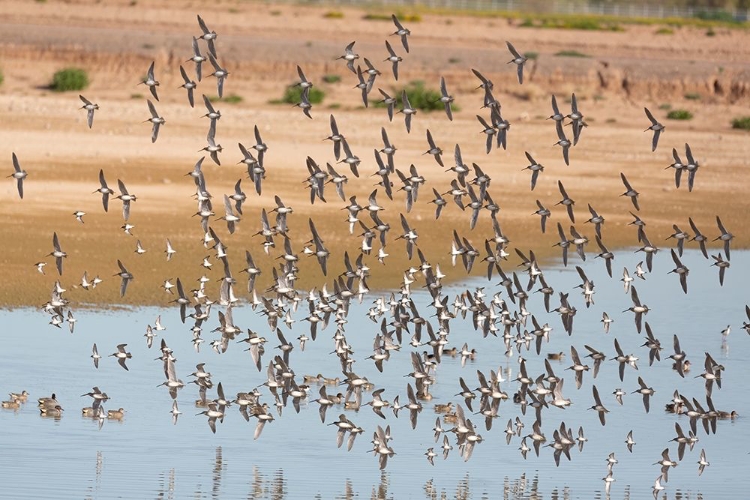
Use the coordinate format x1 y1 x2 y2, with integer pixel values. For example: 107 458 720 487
1 249 747 499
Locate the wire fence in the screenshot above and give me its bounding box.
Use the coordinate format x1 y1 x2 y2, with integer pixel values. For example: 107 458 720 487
282 0 749 21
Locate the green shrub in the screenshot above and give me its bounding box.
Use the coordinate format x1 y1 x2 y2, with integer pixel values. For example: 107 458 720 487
448 57 461 64
684 93 701 101
555 50 590 58
322 74 341 84
524 51 539 60
363 13 389 21
50 67 89 91
0 68 4 86
694 10 737 23
532 16 622 31
655 27 674 35
323 10 344 19
279 85 325 105
658 103 672 110
705 28 716 36
518 18 534 27
363 11 420 22
731 116 750 130
376 81 443 112
560 18 602 30
667 109 693 120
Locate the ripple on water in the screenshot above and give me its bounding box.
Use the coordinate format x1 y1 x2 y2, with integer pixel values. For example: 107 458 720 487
1 250 748 498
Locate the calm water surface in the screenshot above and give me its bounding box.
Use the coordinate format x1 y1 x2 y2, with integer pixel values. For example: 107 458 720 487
1 249 748 499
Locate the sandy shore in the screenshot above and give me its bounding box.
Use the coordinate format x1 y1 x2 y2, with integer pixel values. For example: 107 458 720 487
0 0 748 307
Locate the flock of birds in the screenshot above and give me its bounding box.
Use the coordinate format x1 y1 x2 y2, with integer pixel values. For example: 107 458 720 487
4 12 749 498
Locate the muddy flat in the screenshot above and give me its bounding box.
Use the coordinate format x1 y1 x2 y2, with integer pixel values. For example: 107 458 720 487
0 0 748 306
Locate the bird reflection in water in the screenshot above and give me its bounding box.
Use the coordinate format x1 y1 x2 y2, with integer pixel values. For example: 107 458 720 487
212 446 223 500
246 466 286 500
155 468 175 500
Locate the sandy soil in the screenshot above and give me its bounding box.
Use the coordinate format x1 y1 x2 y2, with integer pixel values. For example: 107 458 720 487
0 0 749 307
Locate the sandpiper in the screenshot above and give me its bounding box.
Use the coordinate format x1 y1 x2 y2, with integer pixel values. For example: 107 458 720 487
644 107 664 151
377 89 397 122
399 90 417 133
48 232 67 276
144 100 165 143
391 14 411 52
384 40 402 81
337 41 359 73
438 76 454 121
178 65 196 107
714 215 733 260
110 344 132 371
207 53 229 98
140 61 160 101
79 95 99 128
505 41 527 84
187 37 206 81
196 15 218 57
116 179 137 221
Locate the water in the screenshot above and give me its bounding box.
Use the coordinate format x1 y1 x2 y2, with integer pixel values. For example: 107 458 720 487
1 249 748 499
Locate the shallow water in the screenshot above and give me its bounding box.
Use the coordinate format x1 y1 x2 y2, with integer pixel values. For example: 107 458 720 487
1 249 748 499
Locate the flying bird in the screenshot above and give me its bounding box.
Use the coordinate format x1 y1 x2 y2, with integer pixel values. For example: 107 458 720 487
9 152 27 199
91 343 101 369
354 65 369 108
114 260 133 297
295 65 313 93
140 61 160 100
178 66 197 107
79 95 99 128
116 179 137 221
523 152 543 190
620 172 640 211
556 181 576 223
187 37 206 81
714 216 733 260
207 53 229 98
644 107 664 151
384 40 402 80
506 41 527 84
438 77 454 121
48 232 67 276
391 14 411 52
533 200 551 233
201 119 222 165
196 14 218 57
377 88 396 122
554 121 571 166
399 90 416 133
337 41 359 73
110 344 132 371
145 100 165 143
